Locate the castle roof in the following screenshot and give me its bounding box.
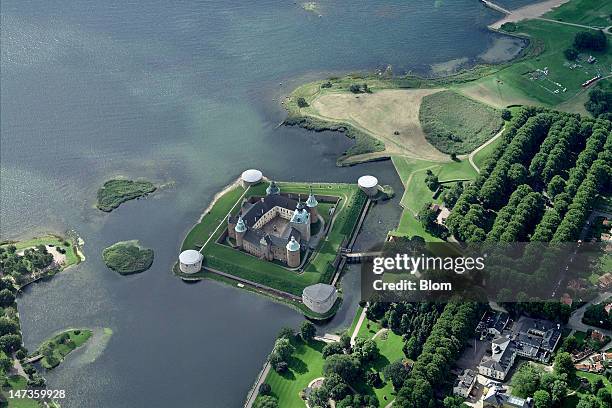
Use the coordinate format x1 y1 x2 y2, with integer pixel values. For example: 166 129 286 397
266 181 280 195
306 188 318 208
240 194 299 227
291 207 310 224
286 236 300 252
235 215 247 233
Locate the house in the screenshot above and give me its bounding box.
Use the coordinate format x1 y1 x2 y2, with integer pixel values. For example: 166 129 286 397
477 312 510 336
453 369 476 398
478 338 516 380
598 273 612 288
591 330 605 342
483 385 533 408
478 317 561 380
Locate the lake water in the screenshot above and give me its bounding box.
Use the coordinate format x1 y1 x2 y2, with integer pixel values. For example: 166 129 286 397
1 1 536 406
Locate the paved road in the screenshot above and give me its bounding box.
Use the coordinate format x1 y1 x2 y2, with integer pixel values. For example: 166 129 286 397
244 362 271 408
536 17 612 34
567 291 612 336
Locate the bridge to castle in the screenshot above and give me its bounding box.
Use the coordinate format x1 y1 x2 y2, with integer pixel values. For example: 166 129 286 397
342 251 382 264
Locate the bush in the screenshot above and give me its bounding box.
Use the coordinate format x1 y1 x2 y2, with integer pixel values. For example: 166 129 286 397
501 109 512 121
500 22 517 32
258 383 271 395
563 48 579 61
297 97 309 108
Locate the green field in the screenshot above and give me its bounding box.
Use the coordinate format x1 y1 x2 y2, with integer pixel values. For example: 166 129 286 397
419 90 503 154
180 181 366 296
390 156 478 240
545 0 612 27
102 240 154 275
96 178 156 212
458 11 612 109
3 376 39 408
36 328 93 369
262 339 326 408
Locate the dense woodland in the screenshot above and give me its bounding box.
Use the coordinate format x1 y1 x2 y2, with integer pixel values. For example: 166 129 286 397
444 108 611 295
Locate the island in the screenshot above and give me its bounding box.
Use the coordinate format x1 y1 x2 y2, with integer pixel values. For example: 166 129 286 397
175 169 391 319
33 329 93 370
102 240 154 275
96 178 156 212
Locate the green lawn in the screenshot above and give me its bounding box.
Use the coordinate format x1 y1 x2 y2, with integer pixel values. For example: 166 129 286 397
263 339 326 408
459 16 612 108
36 328 93 369
472 136 503 171
180 181 365 296
3 376 39 408
390 156 478 240
545 0 612 27
419 90 503 154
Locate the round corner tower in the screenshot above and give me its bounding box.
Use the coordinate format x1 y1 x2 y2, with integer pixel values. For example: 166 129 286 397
234 215 247 248
306 187 318 224
286 236 300 268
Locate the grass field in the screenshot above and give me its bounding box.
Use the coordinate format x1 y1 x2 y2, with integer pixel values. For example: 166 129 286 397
545 0 612 27
263 339 326 408
458 11 612 109
36 328 93 369
3 376 39 408
390 156 478 240
419 90 503 154
180 181 365 296
308 88 448 161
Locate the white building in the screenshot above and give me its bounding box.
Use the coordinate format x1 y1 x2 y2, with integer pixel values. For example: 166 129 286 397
241 169 263 188
178 250 203 274
358 175 379 197
302 283 338 314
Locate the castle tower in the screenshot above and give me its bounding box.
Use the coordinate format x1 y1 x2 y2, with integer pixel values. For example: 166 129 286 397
234 215 247 248
306 187 318 225
286 236 301 268
227 216 237 239
290 196 311 241
259 235 273 261
266 180 280 196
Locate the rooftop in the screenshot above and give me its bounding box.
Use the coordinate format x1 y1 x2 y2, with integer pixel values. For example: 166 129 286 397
179 249 202 264
358 175 378 188
241 169 263 183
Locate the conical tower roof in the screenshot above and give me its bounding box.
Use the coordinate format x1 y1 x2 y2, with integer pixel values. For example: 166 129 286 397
296 195 305 210
306 187 318 208
234 215 247 233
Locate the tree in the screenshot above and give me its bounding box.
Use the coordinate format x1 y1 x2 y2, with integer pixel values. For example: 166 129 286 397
308 387 329 408
382 360 410 390
418 202 438 232
0 317 19 337
300 321 316 342
272 338 294 362
254 395 279 408
323 354 360 384
443 182 464 209
576 395 603 408
564 48 579 60
395 377 433 408
277 327 294 340
533 390 551 408
352 338 379 363
321 373 349 401
444 396 468 408
0 289 15 308
322 342 344 359
0 353 12 372
573 30 608 51
547 175 566 197
554 352 575 380
585 87 612 117
258 383 271 396
297 97 309 108
425 170 439 191
0 334 22 353
501 109 512 120
511 363 542 398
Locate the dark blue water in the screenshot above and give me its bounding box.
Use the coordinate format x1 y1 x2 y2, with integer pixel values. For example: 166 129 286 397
1 1 537 406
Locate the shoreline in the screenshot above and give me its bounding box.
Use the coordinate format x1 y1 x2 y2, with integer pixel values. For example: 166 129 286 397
489 0 571 30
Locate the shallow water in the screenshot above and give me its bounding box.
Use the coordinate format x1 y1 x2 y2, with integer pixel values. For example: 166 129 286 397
1 1 537 406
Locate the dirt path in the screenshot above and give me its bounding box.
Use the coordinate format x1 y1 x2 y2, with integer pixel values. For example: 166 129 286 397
488 0 570 29
310 89 448 161
468 126 505 173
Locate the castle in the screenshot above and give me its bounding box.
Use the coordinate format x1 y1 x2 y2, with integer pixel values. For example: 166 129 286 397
227 181 319 268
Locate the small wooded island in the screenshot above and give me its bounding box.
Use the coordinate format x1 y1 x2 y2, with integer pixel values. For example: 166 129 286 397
35 329 93 370
96 178 156 212
102 240 154 275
